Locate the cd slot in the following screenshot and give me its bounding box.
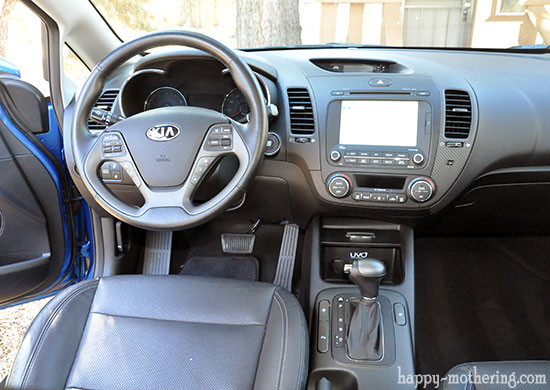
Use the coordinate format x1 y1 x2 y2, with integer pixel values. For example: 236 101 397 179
349 91 412 95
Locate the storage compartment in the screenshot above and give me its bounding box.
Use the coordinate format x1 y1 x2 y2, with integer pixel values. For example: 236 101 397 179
320 219 405 285
322 246 402 285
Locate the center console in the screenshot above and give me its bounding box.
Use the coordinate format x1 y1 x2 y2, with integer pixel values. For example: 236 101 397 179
287 71 477 213
305 217 416 389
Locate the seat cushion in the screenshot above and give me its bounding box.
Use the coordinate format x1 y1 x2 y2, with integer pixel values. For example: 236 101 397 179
443 361 550 389
5 275 308 390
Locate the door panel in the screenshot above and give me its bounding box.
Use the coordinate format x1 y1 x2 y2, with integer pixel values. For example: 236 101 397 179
0 76 71 303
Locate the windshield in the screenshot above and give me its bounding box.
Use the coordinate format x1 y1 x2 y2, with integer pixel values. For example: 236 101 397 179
91 0 548 50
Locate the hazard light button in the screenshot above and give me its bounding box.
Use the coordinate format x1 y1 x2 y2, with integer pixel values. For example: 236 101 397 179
369 78 392 87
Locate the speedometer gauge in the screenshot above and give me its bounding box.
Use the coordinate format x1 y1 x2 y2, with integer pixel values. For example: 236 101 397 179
144 87 187 110
222 88 250 123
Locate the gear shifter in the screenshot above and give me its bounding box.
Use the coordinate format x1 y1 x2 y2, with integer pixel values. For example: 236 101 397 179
344 259 386 360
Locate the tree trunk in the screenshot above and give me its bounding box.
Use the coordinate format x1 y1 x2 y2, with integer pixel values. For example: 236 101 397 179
236 0 301 48
0 0 18 58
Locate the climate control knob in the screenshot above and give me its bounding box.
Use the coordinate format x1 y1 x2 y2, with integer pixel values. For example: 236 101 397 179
408 177 435 203
327 174 352 198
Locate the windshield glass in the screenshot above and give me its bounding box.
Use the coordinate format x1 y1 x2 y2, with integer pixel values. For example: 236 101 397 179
91 0 549 50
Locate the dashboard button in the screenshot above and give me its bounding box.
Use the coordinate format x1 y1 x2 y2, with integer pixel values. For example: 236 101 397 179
344 157 357 164
383 152 395 158
330 150 342 162
372 152 382 157
369 78 392 87
388 194 399 202
397 153 409 158
352 192 362 201
396 159 408 166
265 132 281 156
372 193 388 202
362 192 373 201
371 159 382 165
344 151 357 156
412 153 425 165
383 159 395 165
358 158 369 165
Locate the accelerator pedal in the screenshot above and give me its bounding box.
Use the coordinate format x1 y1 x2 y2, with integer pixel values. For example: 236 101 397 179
273 223 300 291
142 230 173 275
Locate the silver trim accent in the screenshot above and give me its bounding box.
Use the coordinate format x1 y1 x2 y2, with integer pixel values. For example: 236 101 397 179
144 86 187 111
221 72 271 122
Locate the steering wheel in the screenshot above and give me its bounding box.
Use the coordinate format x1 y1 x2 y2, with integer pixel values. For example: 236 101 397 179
70 31 268 230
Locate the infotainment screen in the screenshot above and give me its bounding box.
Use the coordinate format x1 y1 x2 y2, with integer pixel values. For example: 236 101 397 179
339 100 419 147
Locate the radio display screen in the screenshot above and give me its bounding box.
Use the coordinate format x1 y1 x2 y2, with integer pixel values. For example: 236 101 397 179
339 100 419 147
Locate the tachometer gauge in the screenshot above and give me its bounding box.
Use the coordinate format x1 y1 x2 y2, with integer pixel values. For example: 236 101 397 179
222 88 250 123
144 87 187 110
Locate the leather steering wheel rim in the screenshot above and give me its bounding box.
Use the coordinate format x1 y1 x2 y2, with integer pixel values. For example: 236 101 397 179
71 31 268 230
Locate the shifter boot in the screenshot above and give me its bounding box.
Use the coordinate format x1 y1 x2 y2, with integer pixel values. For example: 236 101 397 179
346 298 382 360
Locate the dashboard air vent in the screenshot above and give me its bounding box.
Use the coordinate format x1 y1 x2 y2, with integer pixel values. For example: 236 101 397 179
444 89 472 139
287 88 315 135
88 89 119 131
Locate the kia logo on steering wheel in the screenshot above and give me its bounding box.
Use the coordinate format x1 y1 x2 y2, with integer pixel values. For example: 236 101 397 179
146 124 181 141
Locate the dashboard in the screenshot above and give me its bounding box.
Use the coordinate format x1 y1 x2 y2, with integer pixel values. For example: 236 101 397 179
85 46 550 225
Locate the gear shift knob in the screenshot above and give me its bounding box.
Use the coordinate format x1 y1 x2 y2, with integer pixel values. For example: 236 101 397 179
344 259 386 299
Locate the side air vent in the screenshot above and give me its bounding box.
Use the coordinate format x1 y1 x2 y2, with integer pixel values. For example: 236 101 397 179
444 89 472 139
88 89 119 131
287 88 315 135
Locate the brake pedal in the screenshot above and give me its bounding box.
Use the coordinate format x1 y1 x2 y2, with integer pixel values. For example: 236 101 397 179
221 233 255 254
142 230 173 275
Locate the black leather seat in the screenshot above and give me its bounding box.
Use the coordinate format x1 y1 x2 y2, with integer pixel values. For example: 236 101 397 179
443 361 550 389
4 275 308 390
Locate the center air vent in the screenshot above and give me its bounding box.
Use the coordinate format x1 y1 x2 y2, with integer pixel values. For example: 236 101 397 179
88 89 119 131
444 90 472 139
287 88 315 135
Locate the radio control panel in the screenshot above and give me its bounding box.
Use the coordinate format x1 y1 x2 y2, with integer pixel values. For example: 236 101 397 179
329 149 426 169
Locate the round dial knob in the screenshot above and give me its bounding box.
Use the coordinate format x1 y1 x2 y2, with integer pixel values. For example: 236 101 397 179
330 150 341 162
408 177 435 203
412 153 425 165
327 174 352 198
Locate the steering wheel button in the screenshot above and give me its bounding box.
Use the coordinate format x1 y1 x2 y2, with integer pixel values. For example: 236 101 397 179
221 139 231 147
208 138 221 146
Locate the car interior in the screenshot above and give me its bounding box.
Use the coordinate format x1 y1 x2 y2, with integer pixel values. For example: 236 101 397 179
1 0 550 389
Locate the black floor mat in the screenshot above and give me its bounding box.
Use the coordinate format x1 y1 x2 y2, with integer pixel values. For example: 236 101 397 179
415 236 550 385
170 217 302 285
180 256 259 281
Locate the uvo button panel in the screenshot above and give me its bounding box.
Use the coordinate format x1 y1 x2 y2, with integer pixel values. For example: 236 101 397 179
102 133 126 158
205 124 233 151
318 300 330 353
